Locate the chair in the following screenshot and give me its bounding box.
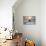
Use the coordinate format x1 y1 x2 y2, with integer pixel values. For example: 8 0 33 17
15 33 23 46
25 40 35 46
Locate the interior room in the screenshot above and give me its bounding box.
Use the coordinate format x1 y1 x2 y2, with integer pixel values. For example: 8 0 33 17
0 0 46 46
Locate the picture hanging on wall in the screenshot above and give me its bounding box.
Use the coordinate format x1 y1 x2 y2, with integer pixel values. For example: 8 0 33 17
23 16 36 25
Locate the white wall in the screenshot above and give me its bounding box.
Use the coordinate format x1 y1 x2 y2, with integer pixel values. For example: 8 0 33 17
41 0 46 46
0 0 16 30
13 0 41 46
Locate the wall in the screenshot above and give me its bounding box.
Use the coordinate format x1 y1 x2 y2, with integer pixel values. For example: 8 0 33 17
41 0 46 46
0 0 16 30
13 0 41 46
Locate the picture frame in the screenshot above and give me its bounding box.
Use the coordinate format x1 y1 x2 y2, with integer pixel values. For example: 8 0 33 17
23 16 36 25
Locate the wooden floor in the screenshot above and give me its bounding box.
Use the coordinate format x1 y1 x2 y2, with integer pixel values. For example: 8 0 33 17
0 39 16 46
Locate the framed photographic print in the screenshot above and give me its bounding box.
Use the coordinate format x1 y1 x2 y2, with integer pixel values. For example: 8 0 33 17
23 16 36 25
